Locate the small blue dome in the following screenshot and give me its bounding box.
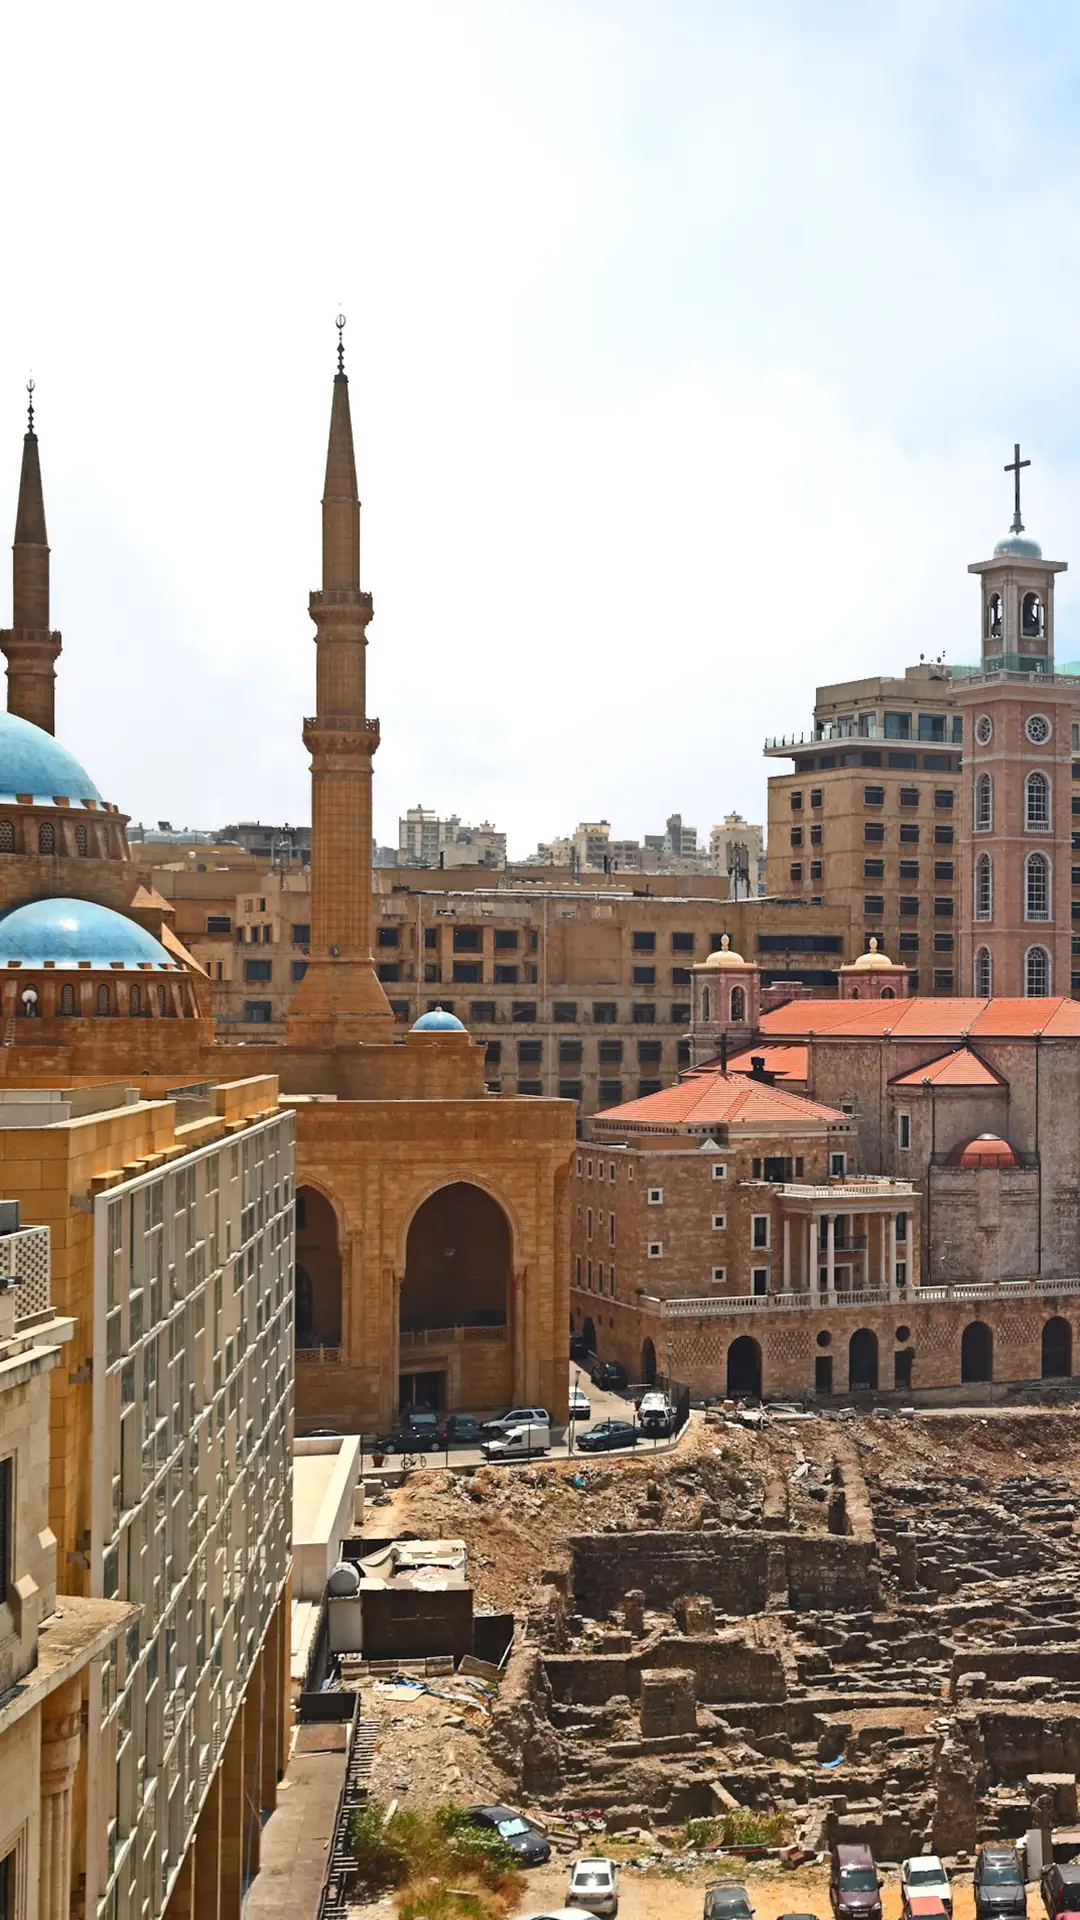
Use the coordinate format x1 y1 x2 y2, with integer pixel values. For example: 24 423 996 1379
0 710 101 805
0 898 176 969
993 532 1043 560
411 1006 466 1033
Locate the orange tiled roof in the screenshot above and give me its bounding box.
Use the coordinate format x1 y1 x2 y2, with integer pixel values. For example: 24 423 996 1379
890 1047 1005 1089
760 996 1080 1041
724 1043 809 1082
593 1069 848 1131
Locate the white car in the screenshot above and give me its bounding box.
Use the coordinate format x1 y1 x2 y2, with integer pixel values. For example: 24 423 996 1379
567 1858 619 1917
569 1385 591 1419
901 1856 952 1915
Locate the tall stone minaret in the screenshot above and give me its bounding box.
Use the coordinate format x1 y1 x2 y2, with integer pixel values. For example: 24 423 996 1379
0 383 62 733
286 324 393 1044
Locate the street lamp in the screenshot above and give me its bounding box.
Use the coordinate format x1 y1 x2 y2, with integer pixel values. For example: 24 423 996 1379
569 1366 582 1454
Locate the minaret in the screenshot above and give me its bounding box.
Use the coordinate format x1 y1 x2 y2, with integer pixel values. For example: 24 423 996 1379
286 321 393 1044
0 381 62 733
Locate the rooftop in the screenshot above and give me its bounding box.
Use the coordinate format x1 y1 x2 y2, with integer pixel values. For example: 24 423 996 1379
593 1069 849 1132
759 995 1080 1041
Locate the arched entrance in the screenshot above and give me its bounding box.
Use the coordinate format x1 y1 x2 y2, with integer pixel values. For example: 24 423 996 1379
582 1316 597 1356
400 1183 512 1413
1042 1317 1072 1379
641 1339 657 1386
726 1335 762 1399
295 1186 342 1349
961 1320 993 1384
848 1329 878 1392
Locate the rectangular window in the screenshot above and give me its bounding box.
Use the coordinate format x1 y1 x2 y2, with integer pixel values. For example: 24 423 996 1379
790 790 803 810
206 913 232 934
632 1003 656 1024
243 959 272 981
647 1242 663 1258
934 897 954 917
918 714 946 741
933 968 954 990
638 1078 661 1096
494 928 519 950
376 960 399 982
934 789 954 810
512 1001 538 1022
752 1214 770 1248
934 824 954 845
898 786 920 807
863 894 884 915
712 1163 727 1179
899 823 920 843
599 1039 623 1064
713 1213 726 1230
884 711 912 739
934 861 955 881
864 785 885 806
898 859 919 881
752 1268 770 1295
593 1001 617 1023
553 1001 577 1022
452 961 481 982
559 1081 583 1102
292 959 309 981
829 1152 847 1177
517 1040 542 1064
598 1079 623 1105
933 933 954 952
898 1111 911 1150
810 823 823 845
424 927 438 948
810 787 823 807
864 822 885 843
671 931 694 952
484 1039 501 1064
494 964 519 984
452 925 481 951
632 965 656 985
673 1008 691 1028
790 863 804 882
899 896 919 917
243 1000 272 1023
810 860 823 880
637 1039 662 1063
632 930 656 951
428 998 454 1013
517 1080 542 1095
376 925 400 947
0 1455 10 1605
647 1188 664 1205
790 826 804 847
470 1001 496 1021
391 997 409 1020
559 1040 583 1064
863 858 885 879
671 966 692 985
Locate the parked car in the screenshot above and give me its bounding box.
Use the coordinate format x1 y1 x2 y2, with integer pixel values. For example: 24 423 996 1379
482 1421 552 1462
902 1857 952 1917
374 1409 443 1453
567 1858 619 1916
704 1885 754 1920
576 1419 639 1453
905 1899 948 1920
463 1804 550 1865
590 1360 628 1392
638 1390 676 1435
441 1414 484 1447
481 1406 551 1438
830 1844 882 1920
568 1385 591 1420
974 1847 1027 1920
1042 1863 1080 1919
777 1914 820 1920
570 1331 590 1359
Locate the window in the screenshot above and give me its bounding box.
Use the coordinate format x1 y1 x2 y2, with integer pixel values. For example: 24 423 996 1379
933 932 954 952
934 789 954 809
712 1163 727 1180
898 932 919 952
863 895 884 916
898 1112 911 1151
244 1000 272 1022
899 897 919 917
810 860 823 880
671 931 694 952
632 1003 656 1023
379 960 402 982
647 1188 664 1205
512 1001 537 1021
59 982 76 1014
427 998 454 1012
933 968 954 990
471 1001 496 1022
863 858 884 879
711 1267 727 1284
637 1040 662 1063
810 787 823 807
898 786 919 807
974 946 993 997
1026 770 1051 830
518 1080 542 1095
829 1152 847 1177
898 859 919 880
494 928 519 950
599 1039 623 1064
934 824 954 845
638 1079 661 1096
884 712 912 739
864 822 885 844
1025 944 1051 996
632 965 656 985
207 914 232 934
494 964 519 984
899 823 920 843
452 961 481 983
559 1081 583 1101
790 826 803 847
934 861 954 881
752 1268 770 1296
0 823 13 853
918 714 945 741
553 1001 577 1022
1025 852 1051 921
517 1039 542 1063
647 1242 663 1258
598 1080 623 1104
934 897 954 918
261 922 273 943
864 785 885 806
671 966 691 985
244 959 272 981
453 926 481 950
809 823 823 845
632 931 656 951
292 960 309 982
39 821 55 853
424 927 438 949
593 1001 617 1023
790 863 803 883
1026 712 1052 745
484 1039 502 1063
790 791 803 810
74 821 89 855
559 1039 582 1063
752 1214 770 1248
376 925 399 947
712 1213 726 1229
975 771 993 831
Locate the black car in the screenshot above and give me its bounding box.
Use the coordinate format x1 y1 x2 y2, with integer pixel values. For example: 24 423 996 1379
704 1885 754 1920
1041 1862 1080 1919
463 1804 550 1865
590 1360 629 1391
442 1414 484 1447
576 1419 639 1453
374 1409 443 1453
974 1848 1026 1920
570 1331 591 1360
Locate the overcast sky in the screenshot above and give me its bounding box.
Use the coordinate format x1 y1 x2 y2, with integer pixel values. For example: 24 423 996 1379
4 1 1080 857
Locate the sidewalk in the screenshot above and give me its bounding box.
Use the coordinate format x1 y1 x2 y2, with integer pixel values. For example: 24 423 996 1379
243 1725 348 1919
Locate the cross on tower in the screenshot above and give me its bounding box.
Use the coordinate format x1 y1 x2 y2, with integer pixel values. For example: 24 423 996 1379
1005 441 1030 535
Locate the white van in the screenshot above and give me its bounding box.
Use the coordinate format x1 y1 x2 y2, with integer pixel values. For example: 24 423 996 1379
481 1421 551 1462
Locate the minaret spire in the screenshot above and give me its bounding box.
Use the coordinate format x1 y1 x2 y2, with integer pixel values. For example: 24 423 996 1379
1 380 62 733
286 320 392 1044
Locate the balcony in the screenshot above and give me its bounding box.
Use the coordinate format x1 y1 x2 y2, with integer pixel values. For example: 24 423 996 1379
399 1325 508 1349
638 1272 1080 1319
0 1223 51 1326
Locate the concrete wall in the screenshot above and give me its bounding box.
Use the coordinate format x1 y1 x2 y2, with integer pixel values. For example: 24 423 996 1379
569 1529 877 1617
292 1437 362 1602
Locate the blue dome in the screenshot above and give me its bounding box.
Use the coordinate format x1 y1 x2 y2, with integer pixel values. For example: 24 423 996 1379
0 710 101 805
993 532 1043 560
0 898 176 970
411 1006 467 1033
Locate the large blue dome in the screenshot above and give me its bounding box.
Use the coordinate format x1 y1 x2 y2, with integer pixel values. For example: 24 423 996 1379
411 1006 466 1032
0 710 101 805
0 898 176 969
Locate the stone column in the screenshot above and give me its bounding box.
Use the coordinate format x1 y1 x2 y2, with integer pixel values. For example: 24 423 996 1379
806 1215 814 1291
782 1217 791 1291
192 1759 223 1920
861 1218 869 1293
511 1266 528 1402
889 1215 898 1293
826 1214 836 1297
878 1213 888 1288
39 1677 83 1920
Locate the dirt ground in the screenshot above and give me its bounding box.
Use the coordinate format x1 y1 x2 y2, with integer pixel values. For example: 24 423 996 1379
516 1860 1047 1920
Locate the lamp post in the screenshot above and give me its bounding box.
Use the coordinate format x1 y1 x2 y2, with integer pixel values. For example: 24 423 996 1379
569 1366 581 1454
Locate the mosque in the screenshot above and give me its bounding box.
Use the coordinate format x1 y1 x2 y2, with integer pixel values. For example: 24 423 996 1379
0 343 576 1431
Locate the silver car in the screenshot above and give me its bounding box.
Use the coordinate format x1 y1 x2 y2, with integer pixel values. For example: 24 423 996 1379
567 1859 619 1917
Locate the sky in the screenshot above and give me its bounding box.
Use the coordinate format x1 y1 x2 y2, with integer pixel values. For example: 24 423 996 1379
4 1 1080 857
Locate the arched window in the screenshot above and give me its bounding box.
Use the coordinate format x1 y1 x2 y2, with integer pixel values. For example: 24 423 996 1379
702 987 710 1023
974 946 993 998
975 852 993 922
986 591 1003 639
96 983 112 1015
880 987 895 999
1022 590 1044 638
59 982 76 1015
74 823 88 856
157 984 169 1017
0 822 14 853
730 985 746 1023
975 771 993 832
1025 851 1050 921
1026 770 1050 830
129 982 142 1016
1025 944 1051 996
38 822 55 854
